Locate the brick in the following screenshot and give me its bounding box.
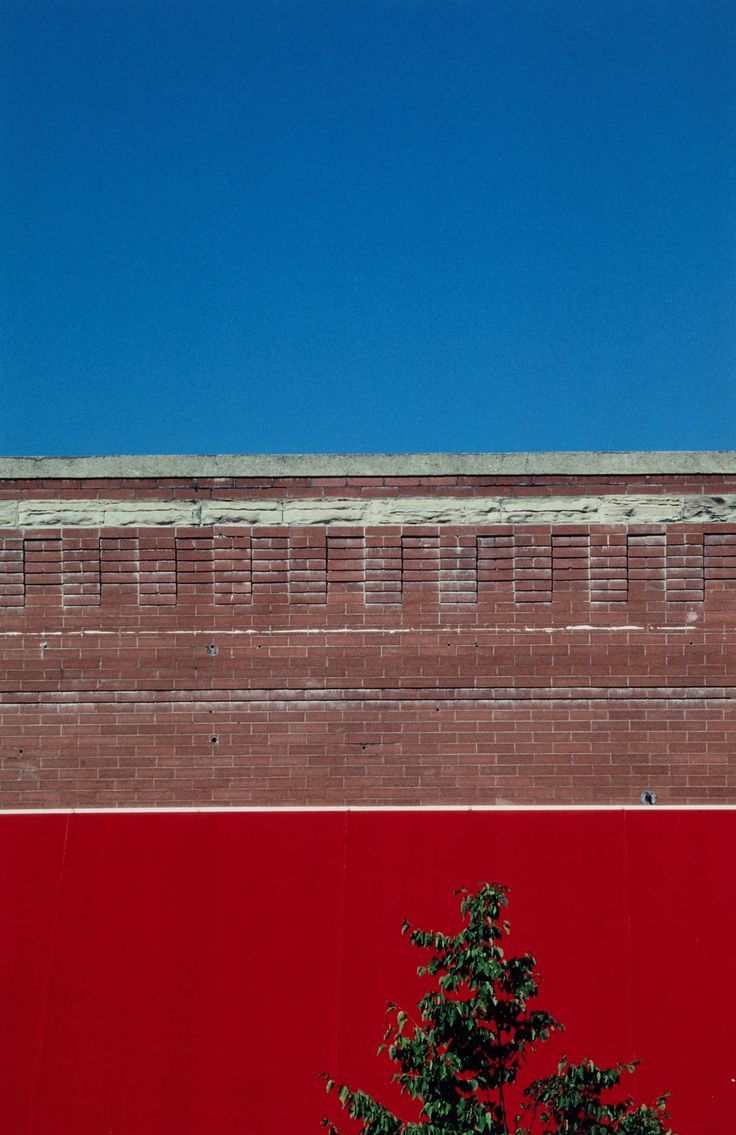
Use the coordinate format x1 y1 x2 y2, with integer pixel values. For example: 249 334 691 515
1 471 735 805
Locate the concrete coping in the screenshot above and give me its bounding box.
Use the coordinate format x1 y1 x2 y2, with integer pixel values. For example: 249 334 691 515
1 451 736 479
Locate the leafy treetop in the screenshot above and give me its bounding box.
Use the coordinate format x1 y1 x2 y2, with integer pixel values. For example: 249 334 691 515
323 883 675 1135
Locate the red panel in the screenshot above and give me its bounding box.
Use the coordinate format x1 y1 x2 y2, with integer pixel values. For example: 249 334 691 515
0 810 732 1134
0 815 69 1135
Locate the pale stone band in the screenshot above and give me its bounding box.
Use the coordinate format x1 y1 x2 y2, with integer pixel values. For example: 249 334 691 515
1 494 736 529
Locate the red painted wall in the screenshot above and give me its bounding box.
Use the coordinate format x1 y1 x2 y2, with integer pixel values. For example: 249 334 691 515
1 808 733 1134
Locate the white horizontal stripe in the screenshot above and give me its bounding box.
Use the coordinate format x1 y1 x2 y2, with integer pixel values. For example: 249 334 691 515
0 804 732 815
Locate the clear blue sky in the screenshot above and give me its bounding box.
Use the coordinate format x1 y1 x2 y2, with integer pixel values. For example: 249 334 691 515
1 0 734 456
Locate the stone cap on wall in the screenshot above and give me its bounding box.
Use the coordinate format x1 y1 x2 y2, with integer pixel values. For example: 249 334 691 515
2 451 736 479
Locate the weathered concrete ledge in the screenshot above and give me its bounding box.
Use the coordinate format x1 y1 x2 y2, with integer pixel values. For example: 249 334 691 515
2 493 736 528
2 451 736 479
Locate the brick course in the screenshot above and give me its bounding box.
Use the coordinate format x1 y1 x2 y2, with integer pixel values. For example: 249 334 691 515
2 457 735 807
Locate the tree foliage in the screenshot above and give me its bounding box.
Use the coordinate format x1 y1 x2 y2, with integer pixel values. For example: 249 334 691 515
323 883 674 1135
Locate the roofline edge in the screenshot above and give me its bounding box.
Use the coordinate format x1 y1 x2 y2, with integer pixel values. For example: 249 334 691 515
2 451 736 479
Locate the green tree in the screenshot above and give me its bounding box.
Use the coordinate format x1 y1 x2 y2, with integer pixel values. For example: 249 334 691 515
323 883 674 1135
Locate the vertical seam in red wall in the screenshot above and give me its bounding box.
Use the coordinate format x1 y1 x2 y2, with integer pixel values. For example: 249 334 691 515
621 810 636 1062
27 813 71 1135
329 810 351 1082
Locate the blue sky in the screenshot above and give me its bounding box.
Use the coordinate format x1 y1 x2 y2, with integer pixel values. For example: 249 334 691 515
1 0 734 456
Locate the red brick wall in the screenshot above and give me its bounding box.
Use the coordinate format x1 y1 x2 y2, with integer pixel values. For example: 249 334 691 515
2 467 735 807
4 470 736 499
